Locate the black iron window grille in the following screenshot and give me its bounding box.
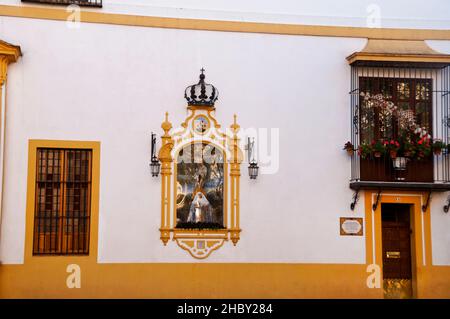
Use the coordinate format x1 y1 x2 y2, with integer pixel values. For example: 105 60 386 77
350 63 450 186
33 148 92 255
22 0 102 7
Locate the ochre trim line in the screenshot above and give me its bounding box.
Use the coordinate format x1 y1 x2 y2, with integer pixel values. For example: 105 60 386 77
1 5 450 40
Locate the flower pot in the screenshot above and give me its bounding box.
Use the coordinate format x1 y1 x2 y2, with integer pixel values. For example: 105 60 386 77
434 149 442 156
373 151 382 158
390 150 397 159
346 148 354 156
392 156 408 171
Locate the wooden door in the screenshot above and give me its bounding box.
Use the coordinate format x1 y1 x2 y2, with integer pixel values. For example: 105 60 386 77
381 203 413 299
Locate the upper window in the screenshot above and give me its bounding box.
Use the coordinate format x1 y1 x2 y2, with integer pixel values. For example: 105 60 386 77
33 148 92 255
359 77 432 143
22 0 102 7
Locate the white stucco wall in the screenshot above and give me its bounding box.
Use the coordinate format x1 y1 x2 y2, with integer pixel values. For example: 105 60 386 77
0 14 449 265
430 192 450 265
0 0 450 29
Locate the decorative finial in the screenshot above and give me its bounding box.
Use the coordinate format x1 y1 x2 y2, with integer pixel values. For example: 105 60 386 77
162 111 172 135
199 68 206 82
231 114 240 133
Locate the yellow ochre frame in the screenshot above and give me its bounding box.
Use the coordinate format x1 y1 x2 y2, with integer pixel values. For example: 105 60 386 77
158 108 242 259
24 139 101 264
364 191 433 299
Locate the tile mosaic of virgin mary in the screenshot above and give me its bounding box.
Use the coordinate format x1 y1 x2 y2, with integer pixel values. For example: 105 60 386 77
175 143 224 229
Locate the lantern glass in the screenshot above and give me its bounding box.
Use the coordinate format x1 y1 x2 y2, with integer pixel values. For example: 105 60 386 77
248 162 259 179
150 159 161 177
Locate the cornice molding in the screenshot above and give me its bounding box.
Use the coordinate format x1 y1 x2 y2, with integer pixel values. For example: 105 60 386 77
1 5 450 40
347 39 450 65
0 39 21 84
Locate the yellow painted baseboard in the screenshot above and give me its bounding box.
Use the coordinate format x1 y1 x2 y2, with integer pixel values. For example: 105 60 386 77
1 262 449 299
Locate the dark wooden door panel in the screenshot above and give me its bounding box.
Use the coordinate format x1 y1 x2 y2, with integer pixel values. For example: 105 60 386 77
382 204 412 280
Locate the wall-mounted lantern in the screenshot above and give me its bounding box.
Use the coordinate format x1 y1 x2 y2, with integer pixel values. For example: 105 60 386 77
247 137 259 179
149 132 161 177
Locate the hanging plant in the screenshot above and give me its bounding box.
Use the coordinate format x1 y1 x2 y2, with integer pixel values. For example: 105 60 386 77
343 141 355 156
432 139 446 156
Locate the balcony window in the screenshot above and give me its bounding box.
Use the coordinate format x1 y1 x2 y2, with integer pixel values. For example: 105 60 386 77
355 72 438 184
347 40 450 190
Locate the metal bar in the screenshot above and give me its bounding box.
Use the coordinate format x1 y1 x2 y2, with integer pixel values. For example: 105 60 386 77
60 149 66 254
350 189 360 210
372 190 382 211
21 0 102 7
444 195 450 213
422 191 432 212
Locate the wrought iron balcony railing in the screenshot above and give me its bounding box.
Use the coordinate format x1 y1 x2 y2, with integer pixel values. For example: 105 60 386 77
22 0 102 7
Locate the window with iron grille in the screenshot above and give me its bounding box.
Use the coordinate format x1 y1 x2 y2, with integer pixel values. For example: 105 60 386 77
349 64 450 184
33 148 92 255
21 0 102 7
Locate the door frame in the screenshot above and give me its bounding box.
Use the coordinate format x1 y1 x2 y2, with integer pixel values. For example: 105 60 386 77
364 191 433 299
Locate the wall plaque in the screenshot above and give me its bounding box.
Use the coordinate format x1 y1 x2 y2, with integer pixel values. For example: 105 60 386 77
340 217 363 236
